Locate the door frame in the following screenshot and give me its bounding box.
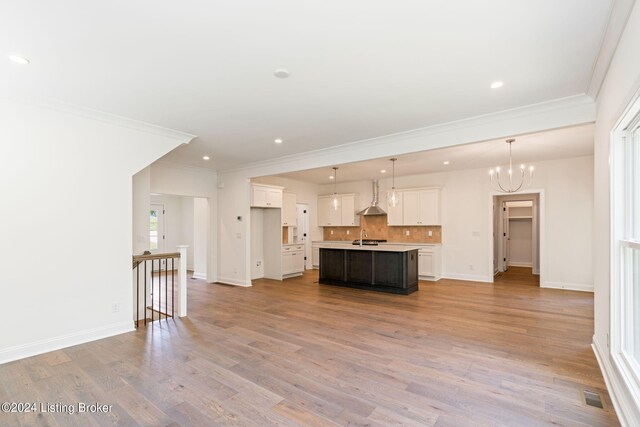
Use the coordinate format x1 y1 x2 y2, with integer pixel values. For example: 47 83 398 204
296 203 311 270
488 189 545 285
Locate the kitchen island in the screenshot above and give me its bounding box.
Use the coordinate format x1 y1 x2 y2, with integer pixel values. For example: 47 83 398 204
319 245 420 294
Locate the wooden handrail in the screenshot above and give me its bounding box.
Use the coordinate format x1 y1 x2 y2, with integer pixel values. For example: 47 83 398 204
133 252 181 262
132 252 180 268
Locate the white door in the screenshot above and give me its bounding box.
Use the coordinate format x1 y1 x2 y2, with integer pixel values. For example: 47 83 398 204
403 190 420 225
419 189 439 225
252 186 268 207
328 199 341 226
317 197 331 226
502 202 510 271
387 191 403 225
340 195 356 226
296 204 309 269
418 252 433 276
150 204 165 253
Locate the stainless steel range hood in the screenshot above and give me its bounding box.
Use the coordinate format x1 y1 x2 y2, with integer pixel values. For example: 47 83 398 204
358 180 387 216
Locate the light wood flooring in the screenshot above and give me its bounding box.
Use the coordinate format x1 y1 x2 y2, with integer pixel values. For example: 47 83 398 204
0 271 619 426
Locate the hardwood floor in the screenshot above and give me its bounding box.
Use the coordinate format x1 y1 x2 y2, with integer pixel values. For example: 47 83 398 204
0 271 619 426
494 266 540 286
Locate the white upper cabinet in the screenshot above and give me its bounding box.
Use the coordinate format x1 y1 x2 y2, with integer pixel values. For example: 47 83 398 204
251 184 283 208
340 194 358 226
317 194 359 226
282 192 297 226
386 191 403 226
387 187 440 226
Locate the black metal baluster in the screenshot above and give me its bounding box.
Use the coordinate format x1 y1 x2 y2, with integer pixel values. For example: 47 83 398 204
136 262 139 328
171 257 175 318
144 260 147 326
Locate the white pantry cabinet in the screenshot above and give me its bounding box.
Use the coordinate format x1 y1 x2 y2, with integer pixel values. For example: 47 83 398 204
282 192 297 226
251 184 283 208
317 194 360 227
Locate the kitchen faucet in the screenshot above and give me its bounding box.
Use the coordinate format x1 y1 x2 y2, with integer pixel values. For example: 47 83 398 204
359 229 367 246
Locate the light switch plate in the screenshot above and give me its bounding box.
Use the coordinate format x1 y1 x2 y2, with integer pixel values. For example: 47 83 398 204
405 230 410 236
428 230 433 236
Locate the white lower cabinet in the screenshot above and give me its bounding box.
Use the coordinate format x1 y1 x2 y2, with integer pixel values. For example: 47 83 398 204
417 245 441 280
282 245 304 277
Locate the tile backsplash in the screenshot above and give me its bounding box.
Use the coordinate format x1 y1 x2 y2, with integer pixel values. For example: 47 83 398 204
322 215 441 243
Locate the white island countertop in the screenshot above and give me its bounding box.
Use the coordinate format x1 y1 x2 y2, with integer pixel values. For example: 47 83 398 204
319 244 422 252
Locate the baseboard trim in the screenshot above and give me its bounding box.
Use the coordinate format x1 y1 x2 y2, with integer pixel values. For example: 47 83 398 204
0 321 134 365
508 262 532 267
542 281 593 292
216 276 252 287
592 336 640 426
191 272 207 280
442 273 493 283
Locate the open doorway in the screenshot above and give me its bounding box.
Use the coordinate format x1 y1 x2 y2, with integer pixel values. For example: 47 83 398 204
493 193 540 286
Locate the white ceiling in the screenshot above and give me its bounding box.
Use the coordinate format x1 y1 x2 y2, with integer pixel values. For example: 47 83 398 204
1 1 611 170
273 124 595 184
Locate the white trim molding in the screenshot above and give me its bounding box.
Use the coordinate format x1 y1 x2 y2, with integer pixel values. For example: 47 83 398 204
593 335 640 426
0 321 134 366
4 96 196 145
542 281 594 292
191 272 207 280
441 273 493 283
216 277 252 287
222 95 596 178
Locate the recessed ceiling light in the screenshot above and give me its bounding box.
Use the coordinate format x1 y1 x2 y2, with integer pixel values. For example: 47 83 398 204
490 81 504 89
9 55 30 65
274 138 283 144
443 161 450 165
329 176 334 179
202 155 210 160
380 169 386 173
273 69 290 79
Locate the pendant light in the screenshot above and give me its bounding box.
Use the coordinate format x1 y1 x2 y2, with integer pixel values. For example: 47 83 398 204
389 158 398 208
332 167 340 210
489 139 534 193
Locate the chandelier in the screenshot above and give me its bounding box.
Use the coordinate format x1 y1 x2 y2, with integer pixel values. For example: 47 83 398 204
489 138 533 193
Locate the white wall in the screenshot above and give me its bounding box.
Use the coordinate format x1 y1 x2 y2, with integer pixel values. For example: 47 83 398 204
320 155 594 289
181 197 195 269
508 219 533 267
593 2 640 425
193 198 209 279
149 162 218 283
0 99 190 364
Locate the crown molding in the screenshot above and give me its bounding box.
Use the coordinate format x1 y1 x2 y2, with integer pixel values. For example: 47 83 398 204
219 94 596 178
151 159 218 175
587 0 637 99
2 95 196 144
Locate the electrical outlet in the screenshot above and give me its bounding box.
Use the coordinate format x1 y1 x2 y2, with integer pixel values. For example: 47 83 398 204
428 230 433 237
256 260 262 267
405 230 410 236
233 268 238 274
469 265 474 271
330 230 334 235
111 303 120 313
346 230 350 235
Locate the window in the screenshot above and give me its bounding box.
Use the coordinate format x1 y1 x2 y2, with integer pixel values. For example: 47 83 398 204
149 204 164 252
612 94 640 387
